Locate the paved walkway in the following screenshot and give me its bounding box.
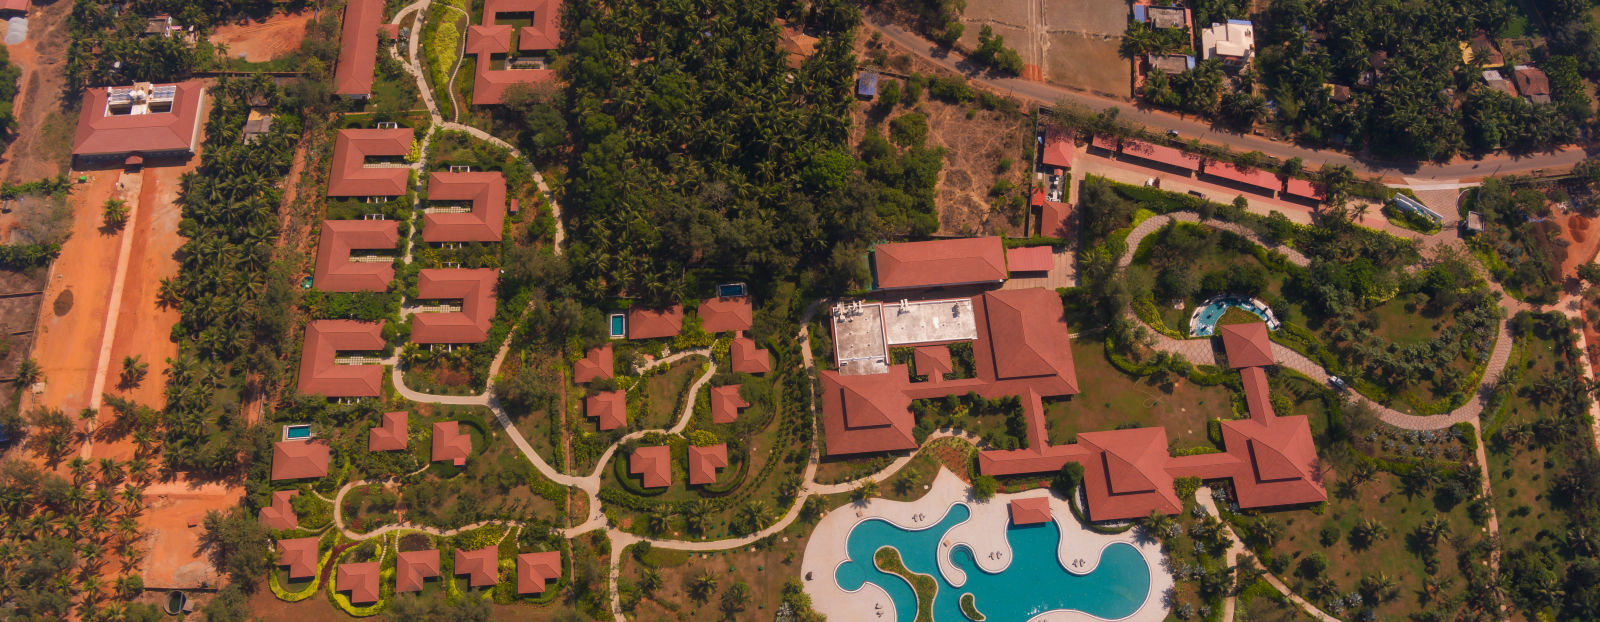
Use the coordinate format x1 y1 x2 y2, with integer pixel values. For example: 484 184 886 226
1195 486 1342 622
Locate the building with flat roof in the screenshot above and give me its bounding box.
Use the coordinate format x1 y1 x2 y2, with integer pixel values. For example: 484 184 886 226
314 220 399 292
396 550 441 592
272 439 331 480
423 171 507 242
1147 53 1194 75
688 443 728 485
465 0 562 105
873 237 1008 290
630 445 672 488
586 390 625 430
369 411 408 451
333 0 385 97
627 305 684 339
517 552 562 594
1201 19 1254 66
328 128 413 197
412 269 498 344
297 320 386 397
73 81 207 163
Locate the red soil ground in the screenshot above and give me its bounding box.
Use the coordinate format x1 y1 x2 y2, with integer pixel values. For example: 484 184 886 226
0 0 72 184
209 11 315 63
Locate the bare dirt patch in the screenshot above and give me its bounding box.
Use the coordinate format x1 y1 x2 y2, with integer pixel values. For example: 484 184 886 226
1041 0 1129 35
209 11 315 63
0 0 73 183
1043 33 1130 98
136 480 238 590
0 268 45 382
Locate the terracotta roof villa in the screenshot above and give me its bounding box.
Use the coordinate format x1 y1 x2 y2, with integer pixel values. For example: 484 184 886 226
586 390 626 430
913 345 951 381
466 0 563 105
333 0 385 98
976 289 1077 393
1077 427 1183 521
627 305 684 339
313 220 399 292
271 439 331 481
873 237 1007 290
411 269 499 344
710 384 748 424
573 344 613 383
73 81 207 162
1040 127 1074 169
688 444 729 485
431 421 471 466
630 445 672 488
327 128 413 197
699 296 754 333
731 333 772 374
337 561 382 604
820 366 916 456
1008 496 1052 525
277 537 322 579
1037 198 1071 238
455 547 499 588
1218 322 1275 368
396 550 441 592
297 320 386 397
423 172 507 243
368 411 408 451
517 551 562 594
259 490 299 530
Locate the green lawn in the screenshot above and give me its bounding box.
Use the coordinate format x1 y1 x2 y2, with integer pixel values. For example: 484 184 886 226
631 356 707 430
1485 327 1571 556
1044 340 1234 450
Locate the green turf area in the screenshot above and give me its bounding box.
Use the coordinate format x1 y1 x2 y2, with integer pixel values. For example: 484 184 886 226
1044 340 1234 450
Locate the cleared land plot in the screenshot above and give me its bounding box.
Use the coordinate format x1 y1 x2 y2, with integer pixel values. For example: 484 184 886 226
0 0 72 183
1044 34 1129 98
209 11 314 63
1042 0 1130 35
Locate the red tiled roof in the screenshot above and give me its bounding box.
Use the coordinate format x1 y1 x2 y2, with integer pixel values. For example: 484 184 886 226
431 421 471 466
586 390 625 430
1218 322 1274 369
627 305 683 339
699 296 754 333
1513 66 1550 97
1041 129 1074 169
1203 160 1280 191
1220 413 1326 509
517 551 561 594
1008 496 1052 525
1077 427 1181 521
259 490 299 530
731 334 771 374
1006 246 1053 273
573 344 613 383
271 440 331 481
72 81 207 157
688 443 728 485
464 24 512 55
913 345 951 380
454 547 498 588
981 289 1077 387
314 220 398 292
369 411 408 451
820 368 915 456
328 129 412 197
1284 177 1324 201
1090 134 1120 151
1039 200 1071 238
710 384 747 424
412 269 498 344
277 537 321 579
333 0 384 96
630 445 672 488
978 446 1082 475
0 0 28 14
468 0 562 105
337 561 381 604
1239 366 1274 419
1031 187 1045 207
297 320 385 397
396 550 441 592
1120 139 1201 170
874 237 1007 290
423 172 506 242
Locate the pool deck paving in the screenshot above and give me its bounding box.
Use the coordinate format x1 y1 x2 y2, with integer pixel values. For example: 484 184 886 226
800 468 1173 622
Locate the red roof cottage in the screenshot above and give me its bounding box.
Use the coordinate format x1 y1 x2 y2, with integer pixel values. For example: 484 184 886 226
517 551 562 594
573 344 613 383
423 172 507 243
455 547 498 588
630 445 672 488
1008 496 1052 525
336 561 382 604
259 490 299 530
328 129 413 197
431 421 471 466
465 0 562 104
627 305 684 339
369 411 408 451
688 444 728 485
277 537 322 579
271 440 331 481
313 220 398 292
710 384 747 424
412 269 498 344
586 390 625 430
297 320 386 398
396 550 441 592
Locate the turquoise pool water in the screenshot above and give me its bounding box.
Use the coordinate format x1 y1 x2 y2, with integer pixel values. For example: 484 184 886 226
717 283 747 297
609 314 626 338
284 425 311 440
835 504 1151 622
1190 298 1272 337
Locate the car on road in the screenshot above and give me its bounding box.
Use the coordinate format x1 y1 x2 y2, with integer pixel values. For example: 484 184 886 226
1187 190 1205 198
1166 129 1180 137
1327 376 1347 391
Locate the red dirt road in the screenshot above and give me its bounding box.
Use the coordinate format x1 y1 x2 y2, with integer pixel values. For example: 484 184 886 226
209 12 314 63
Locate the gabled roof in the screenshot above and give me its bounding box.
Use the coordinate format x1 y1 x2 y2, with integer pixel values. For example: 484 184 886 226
333 0 384 96
1119 138 1201 170
328 129 412 197
297 320 385 397
1238 366 1274 419
573 344 613 383
627 305 683 339
1008 496 1052 525
277 537 321 579
412 269 498 344
314 220 399 292
699 296 754 333
516 551 561 594
396 550 441 592
0 0 28 14
1006 246 1054 273
1040 128 1074 169
1204 160 1280 191
337 561 382 604
688 443 728 485
731 334 771 374
259 490 299 530
369 411 408 451
710 384 747 424
630 445 672 488
586 390 626 430
72 81 207 157
423 172 506 242
271 440 331 481
873 237 1007 290
981 289 1077 388
1077 427 1181 521
431 421 471 466
913 345 951 381
1283 177 1324 201
819 368 915 456
1218 322 1274 369
467 0 562 105
464 24 512 55
454 547 498 588
1513 65 1550 97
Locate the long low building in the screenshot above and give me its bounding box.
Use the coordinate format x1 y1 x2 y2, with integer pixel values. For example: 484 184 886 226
872 236 1008 291
73 81 207 164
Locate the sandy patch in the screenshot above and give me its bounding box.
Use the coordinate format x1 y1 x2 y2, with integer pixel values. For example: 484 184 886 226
209 11 314 63
137 480 241 590
0 0 72 184
1044 34 1131 98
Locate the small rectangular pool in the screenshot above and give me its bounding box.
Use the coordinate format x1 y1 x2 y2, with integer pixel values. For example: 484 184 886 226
283 424 312 440
717 282 748 298
608 313 626 339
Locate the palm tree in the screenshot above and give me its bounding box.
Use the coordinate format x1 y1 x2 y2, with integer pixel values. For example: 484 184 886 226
1253 517 1283 545
1417 515 1451 545
118 355 148 390
683 499 713 534
688 570 718 602
646 508 673 535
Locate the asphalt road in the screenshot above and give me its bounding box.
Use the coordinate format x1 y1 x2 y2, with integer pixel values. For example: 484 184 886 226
865 19 1597 182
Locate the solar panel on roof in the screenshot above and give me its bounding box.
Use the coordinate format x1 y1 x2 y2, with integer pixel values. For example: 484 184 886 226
150 85 177 99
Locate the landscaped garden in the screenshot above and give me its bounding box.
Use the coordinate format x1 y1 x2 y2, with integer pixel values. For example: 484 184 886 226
1043 339 1235 451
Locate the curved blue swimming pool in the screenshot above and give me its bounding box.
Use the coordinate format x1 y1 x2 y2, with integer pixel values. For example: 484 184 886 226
834 504 1151 621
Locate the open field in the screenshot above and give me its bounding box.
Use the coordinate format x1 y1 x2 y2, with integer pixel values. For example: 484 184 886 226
0 0 72 183
209 11 315 63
